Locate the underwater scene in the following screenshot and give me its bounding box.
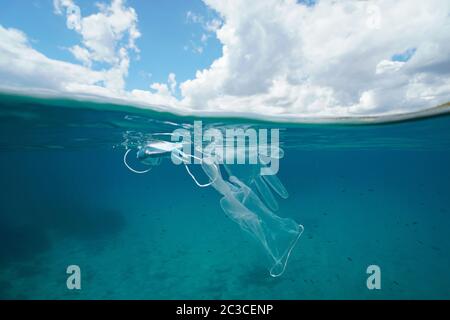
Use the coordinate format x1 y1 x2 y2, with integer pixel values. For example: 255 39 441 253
1 93 450 300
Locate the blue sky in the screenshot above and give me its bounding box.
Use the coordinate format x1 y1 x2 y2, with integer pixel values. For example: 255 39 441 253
0 0 222 94
0 0 449 119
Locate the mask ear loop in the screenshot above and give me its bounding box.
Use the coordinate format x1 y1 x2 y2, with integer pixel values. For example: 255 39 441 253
173 149 218 188
123 149 152 174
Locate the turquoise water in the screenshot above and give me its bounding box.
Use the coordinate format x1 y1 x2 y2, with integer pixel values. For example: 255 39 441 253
1 94 450 299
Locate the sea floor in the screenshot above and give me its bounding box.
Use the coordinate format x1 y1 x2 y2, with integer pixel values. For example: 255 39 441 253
1 149 449 299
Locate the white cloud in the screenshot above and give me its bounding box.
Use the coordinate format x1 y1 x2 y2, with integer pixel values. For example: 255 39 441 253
53 0 72 15
375 60 404 75
54 0 140 68
0 1 183 112
0 25 104 93
53 0 141 93
69 45 92 67
180 0 450 116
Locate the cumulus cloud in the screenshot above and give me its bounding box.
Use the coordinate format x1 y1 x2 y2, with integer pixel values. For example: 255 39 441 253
1 0 450 119
0 1 184 111
0 25 104 93
180 0 450 116
54 0 140 78
52 0 142 95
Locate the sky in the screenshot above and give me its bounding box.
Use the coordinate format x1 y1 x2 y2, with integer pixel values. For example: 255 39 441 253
0 0 449 119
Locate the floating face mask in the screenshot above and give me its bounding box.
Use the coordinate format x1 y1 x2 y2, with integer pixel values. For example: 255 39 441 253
123 134 303 277
124 139 216 187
